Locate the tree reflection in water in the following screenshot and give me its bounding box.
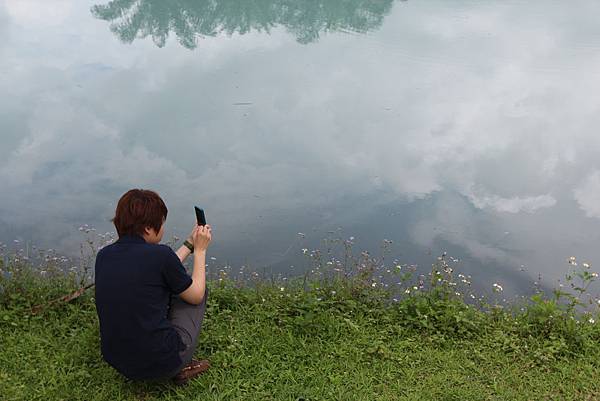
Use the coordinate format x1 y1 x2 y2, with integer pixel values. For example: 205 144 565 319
91 0 398 48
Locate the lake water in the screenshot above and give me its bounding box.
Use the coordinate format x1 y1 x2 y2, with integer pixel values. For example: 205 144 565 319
2 0 600 296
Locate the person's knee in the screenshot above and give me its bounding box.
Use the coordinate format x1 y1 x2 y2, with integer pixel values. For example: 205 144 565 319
200 286 208 304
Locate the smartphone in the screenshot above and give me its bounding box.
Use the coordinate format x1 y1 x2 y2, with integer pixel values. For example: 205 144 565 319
194 206 207 226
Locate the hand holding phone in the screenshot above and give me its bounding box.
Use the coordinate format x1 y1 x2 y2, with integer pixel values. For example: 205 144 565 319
192 224 211 252
192 206 211 251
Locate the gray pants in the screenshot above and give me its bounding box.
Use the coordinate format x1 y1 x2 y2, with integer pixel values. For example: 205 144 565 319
165 287 208 378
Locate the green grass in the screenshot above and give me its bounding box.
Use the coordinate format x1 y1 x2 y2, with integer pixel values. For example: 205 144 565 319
2 256 600 400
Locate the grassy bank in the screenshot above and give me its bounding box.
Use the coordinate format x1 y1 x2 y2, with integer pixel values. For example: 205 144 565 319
2 244 600 400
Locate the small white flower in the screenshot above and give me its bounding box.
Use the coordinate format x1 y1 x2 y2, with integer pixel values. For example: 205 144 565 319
404 288 411 294
280 287 285 291
583 263 591 268
302 248 308 254
371 282 377 287
492 283 503 292
589 318 595 324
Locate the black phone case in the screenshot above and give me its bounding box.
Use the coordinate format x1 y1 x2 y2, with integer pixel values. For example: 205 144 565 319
195 207 207 226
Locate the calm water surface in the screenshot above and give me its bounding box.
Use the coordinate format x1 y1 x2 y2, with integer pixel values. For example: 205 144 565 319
2 0 600 295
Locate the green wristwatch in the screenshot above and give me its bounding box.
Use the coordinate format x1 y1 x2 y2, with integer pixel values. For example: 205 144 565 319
183 239 194 253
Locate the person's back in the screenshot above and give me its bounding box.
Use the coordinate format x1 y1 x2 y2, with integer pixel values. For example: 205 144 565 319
95 235 191 380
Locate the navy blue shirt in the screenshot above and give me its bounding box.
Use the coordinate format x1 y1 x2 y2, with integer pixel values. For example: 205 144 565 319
94 234 193 380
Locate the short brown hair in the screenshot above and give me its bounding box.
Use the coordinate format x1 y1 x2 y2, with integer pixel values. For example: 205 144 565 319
111 189 168 237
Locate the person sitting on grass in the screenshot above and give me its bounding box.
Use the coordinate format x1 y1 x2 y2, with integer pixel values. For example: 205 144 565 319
94 188 212 385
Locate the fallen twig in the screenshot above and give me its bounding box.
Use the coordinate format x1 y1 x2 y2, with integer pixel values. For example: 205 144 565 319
30 282 95 315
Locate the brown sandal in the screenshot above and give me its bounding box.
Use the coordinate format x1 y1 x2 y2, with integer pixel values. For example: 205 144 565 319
172 359 210 386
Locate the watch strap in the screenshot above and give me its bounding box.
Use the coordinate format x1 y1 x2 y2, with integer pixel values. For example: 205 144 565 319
183 239 194 253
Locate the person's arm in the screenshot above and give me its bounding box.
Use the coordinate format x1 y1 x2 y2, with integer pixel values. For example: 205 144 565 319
179 225 211 305
179 250 206 305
